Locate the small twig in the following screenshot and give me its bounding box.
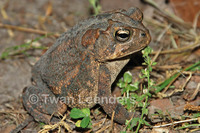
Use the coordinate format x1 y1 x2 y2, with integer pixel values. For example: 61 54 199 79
123 113 135 132
38 114 73 133
110 111 115 133
159 72 192 97
193 10 200 33
170 33 178 49
153 118 199 128
156 24 172 45
86 118 106 133
151 39 200 55
154 64 182 70
163 71 191 94
165 111 174 130
96 125 110 133
1 6 14 37
191 128 200 133
188 83 200 101
0 23 60 37
134 64 182 71
152 47 162 64
0 110 27 114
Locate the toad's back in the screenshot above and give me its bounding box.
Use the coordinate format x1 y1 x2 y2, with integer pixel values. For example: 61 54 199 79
31 13 112 108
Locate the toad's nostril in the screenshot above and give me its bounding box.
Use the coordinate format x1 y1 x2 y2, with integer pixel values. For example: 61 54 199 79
141 32 146 37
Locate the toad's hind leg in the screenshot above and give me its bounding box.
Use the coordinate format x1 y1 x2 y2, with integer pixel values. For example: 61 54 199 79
22 85 67 123
98 65 133 124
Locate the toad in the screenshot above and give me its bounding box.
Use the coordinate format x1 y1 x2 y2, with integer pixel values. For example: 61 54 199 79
22 7 151 125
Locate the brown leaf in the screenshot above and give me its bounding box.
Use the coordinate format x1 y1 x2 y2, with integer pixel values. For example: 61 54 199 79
148 97 200 119
170 0 200 27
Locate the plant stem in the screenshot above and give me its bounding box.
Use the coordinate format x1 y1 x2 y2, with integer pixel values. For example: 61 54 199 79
136 58 151 133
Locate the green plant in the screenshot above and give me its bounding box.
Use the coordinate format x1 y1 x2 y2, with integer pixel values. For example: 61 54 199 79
0 35 48 60
88 0 101 15
118 46 156 132
117 71 139 110
70 108 92 128
136 46 156 132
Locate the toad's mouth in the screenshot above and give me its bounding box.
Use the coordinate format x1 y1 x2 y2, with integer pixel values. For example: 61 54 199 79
98 45 147 63
109 44 148 60
114 46 146 59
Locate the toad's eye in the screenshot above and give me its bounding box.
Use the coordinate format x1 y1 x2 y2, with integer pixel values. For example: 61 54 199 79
115 29 130 42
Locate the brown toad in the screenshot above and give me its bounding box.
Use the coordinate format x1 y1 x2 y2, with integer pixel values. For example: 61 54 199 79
22 7 151 124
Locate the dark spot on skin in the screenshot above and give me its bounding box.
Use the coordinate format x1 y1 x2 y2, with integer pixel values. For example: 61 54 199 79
141 32 146 37
98 90 106 96
115 104 122 115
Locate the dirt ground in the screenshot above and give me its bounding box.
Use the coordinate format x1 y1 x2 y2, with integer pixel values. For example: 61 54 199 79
0 0 199 132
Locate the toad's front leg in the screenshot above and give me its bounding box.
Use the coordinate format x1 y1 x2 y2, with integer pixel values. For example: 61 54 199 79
98 65 133 124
